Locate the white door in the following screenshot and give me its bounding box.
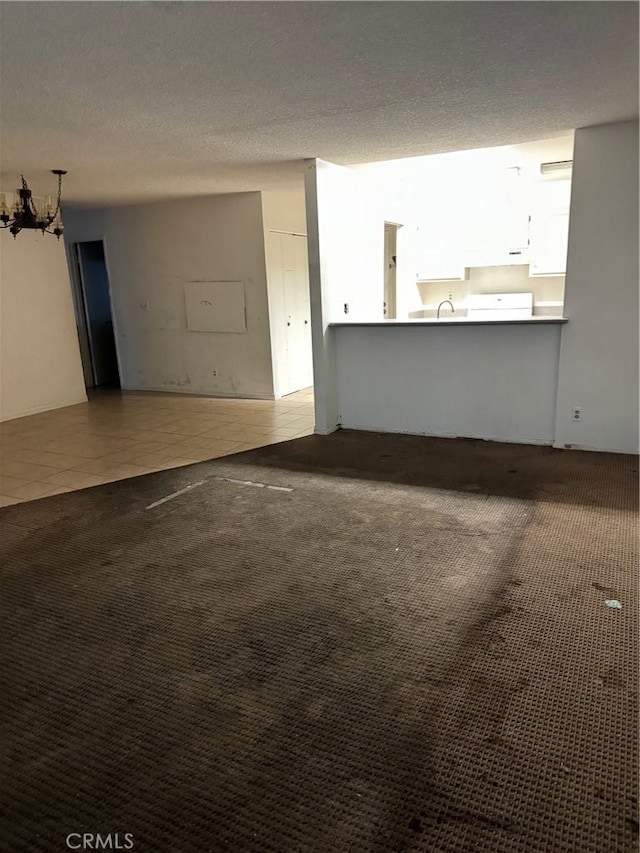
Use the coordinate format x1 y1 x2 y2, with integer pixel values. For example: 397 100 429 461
267 232 313 396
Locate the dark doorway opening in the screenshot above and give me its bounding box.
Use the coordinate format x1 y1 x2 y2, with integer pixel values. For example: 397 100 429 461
70 241 120 389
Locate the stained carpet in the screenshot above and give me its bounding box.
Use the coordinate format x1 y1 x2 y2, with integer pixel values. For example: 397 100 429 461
0 431 637 852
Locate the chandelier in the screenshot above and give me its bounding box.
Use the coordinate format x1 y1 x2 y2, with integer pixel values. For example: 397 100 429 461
0 170 67 239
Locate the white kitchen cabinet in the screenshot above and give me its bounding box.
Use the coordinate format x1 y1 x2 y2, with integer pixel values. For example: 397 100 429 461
417 250 466 281
415 168 530 274
464 246 529 269
415 215 467 280
529 212 569 276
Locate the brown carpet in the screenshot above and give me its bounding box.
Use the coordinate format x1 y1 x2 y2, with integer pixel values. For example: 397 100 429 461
0 431 637 852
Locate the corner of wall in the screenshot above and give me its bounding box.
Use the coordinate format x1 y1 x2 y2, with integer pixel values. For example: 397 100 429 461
1 229 87 422
554 119 639 455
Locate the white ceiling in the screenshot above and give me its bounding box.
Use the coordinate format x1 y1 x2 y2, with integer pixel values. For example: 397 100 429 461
0 1 637 207
356 135 576 179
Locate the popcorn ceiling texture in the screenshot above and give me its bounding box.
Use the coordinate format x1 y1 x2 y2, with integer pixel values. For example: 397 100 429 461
0 2 637 205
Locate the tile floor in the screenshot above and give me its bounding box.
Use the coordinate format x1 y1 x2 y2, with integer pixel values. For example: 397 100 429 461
0 387 315 506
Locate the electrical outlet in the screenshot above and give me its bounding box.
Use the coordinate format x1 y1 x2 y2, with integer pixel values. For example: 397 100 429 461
572 406 582 422
212 369 218 377
344 303 349 314
448 292 453 301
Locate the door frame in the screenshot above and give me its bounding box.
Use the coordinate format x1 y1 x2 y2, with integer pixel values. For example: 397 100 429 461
67 241 94 388
283 232 313 394
67 238 123 389
384 222 399 320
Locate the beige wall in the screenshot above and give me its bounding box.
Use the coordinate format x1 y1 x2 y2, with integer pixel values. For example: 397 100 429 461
261 189 307 234
0 229 87 422
63 192 276 399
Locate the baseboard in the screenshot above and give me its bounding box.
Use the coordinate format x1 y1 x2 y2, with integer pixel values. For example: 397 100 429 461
0 394 88 423
313 425 340 436
123 385 276 401
552 441 639 455
339 423 554 447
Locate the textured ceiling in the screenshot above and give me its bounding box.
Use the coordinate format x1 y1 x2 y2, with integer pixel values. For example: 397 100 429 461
355 135 576 180
0 1 637 206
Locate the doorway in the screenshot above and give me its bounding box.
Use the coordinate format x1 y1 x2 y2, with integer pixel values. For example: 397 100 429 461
70 240 120 389
383 223 398 319
266 231 313 397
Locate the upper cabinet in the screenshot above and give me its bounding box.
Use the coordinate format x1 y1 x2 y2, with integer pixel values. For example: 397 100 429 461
463 167 529 266
414 168 571 280
416 167 532 279
415 187 467 280
528 180 571 276
529 211 569 276
416 244 467 281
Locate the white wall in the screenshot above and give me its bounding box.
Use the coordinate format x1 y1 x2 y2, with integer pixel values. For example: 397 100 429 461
63 192 275 399
335 323 562 444
304 162 373 430
307 160 383 325
308 127 638 454
305 161 337 433
0 229 87 422
555 120 639 454
305 159 403 430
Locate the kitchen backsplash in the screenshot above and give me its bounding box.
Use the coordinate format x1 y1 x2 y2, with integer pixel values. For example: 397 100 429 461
416 265 564 315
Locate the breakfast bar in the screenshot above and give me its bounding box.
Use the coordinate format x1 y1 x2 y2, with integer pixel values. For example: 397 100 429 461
327 317 568 445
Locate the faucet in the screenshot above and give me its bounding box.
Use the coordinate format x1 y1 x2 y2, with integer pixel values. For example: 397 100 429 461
437 299 455 319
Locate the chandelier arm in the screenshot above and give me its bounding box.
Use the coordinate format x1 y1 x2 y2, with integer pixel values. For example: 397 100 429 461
0 219 60 233
49 172 64 220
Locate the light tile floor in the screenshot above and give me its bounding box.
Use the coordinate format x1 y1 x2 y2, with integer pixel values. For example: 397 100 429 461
0 387 315 506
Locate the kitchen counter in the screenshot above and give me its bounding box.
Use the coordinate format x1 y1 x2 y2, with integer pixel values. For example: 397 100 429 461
330 316 567 327
327 318 565 444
